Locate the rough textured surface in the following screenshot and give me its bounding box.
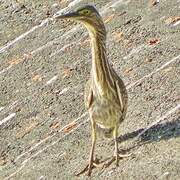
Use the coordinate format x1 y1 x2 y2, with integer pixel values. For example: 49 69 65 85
0 0 180 179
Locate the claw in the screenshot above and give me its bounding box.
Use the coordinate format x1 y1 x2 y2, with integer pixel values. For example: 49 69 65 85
103 156 116 168
118 153 132 158
75 153 132 176
75 164 89 176
75 157 102 176
103 153 132 169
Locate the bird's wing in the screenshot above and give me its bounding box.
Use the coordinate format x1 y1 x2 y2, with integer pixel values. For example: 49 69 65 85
84 80 94 109
115 80 124 112
112 69 128 113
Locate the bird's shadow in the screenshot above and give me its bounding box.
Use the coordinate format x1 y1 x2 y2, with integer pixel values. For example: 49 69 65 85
117 118 180 151
75 118 180 176
99 118 180 169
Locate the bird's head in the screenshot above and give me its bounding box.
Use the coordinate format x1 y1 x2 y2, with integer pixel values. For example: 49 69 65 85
56 5 106 36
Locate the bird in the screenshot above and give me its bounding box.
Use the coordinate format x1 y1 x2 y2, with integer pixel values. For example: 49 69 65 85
56 5 129 176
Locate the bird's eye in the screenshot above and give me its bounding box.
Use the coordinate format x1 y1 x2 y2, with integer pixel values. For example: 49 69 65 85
80 9 90 15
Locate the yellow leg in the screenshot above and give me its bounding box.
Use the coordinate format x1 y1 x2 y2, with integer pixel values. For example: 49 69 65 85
87 120 97 176
113 126 119 166
101 126 132 169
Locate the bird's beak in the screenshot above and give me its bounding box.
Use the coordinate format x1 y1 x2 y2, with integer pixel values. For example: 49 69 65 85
55 11 79 20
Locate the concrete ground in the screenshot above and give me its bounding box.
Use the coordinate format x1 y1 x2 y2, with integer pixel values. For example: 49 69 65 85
0 0 180 179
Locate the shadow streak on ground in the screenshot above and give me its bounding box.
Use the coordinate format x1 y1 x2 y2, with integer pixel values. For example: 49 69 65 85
117 118 180 149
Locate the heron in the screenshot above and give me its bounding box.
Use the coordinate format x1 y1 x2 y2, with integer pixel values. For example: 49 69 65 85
56 5 129 176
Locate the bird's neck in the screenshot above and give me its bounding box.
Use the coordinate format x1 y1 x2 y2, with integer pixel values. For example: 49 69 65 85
90 31 114 95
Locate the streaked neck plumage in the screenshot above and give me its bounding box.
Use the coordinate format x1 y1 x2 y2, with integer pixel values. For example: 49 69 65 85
85 21 114 96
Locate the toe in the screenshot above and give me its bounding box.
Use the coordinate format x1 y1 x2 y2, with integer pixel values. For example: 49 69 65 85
118 153 132 158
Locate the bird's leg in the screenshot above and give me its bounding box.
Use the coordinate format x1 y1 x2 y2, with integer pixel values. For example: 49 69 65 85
114 125 119 166
102 126 131 169
87 119 97 176
114 126 132 162
103 126 120 167
75 119 97 176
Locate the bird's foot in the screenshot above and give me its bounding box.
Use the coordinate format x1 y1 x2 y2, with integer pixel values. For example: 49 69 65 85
103 152 132 168
75 153 132 176
75 157 102 176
